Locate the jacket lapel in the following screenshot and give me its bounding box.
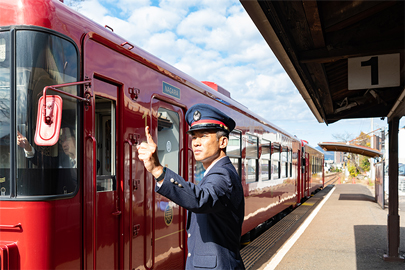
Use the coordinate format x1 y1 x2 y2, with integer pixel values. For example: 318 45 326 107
198 157 231 185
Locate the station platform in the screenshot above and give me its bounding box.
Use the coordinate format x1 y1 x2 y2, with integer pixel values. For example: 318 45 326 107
241 183 405 270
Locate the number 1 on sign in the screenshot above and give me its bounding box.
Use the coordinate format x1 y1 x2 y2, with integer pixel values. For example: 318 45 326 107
348 53 400 90
361 56 378 85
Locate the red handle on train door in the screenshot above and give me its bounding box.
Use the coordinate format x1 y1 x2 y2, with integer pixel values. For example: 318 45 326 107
124 138 133 268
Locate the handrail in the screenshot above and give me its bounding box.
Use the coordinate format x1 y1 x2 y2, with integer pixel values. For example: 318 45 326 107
0 223 21 230
121 41 134 50
42 80 91 124
124 138 133 269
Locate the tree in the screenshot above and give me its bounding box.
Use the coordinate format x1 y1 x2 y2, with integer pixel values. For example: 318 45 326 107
352 131 370 147
332 131 372 176
360 156 370 172
332 131 354 143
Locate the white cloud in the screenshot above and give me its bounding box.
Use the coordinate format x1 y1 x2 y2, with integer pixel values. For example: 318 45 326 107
74 0 109 21
177 9 226 42
229 42 277 66
175 4 261 56
117 0 151 13
158 0 200 13
101 16 137 39
128 6 182 34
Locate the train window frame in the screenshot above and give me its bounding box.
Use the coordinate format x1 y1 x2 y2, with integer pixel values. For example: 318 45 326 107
246 133 258 183
0 30 11 198
95 96 116 192
157 107 180 175
1 26 81 201
289 149 293 177
271 143 280 180
227 130 242 177
260 139 271 181
281 147 288 178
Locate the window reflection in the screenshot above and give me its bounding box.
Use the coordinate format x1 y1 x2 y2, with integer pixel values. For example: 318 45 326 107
15 30 79 196
246 134 258 183
261 139 271 180
228 130 241 177
158 108 180 175
0 31 10 197
271 143 280 179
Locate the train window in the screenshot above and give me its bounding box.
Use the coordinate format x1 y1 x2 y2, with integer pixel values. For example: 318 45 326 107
246 134 258 159
315 157 318 174
0 32 10 197
281 147 287 178
311 156 314 174
158 108 180 175
271 143 280 180
13 30 79 197
246 134 258 183
260 139 271 181
228 130 242 176
95 97 116 192
289 150 293 177
0 37 6 62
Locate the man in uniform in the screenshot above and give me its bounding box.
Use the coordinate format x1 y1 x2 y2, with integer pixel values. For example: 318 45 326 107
138 103 245 269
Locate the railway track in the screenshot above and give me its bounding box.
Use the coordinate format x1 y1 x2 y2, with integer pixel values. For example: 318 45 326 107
324 172 341 186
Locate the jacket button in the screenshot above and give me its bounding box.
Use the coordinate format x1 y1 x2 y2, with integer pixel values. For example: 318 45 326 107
188 253 191 257
188 233 191 238
178 184 183 188
174 181 178 185
170 178 175 183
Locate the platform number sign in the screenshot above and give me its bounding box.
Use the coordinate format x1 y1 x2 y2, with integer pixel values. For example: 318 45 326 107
348 53 400 90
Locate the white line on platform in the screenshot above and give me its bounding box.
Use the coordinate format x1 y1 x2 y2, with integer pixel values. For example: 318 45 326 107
264 186 336 270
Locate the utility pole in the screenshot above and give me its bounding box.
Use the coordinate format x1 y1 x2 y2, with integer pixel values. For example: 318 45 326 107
371 118 375 180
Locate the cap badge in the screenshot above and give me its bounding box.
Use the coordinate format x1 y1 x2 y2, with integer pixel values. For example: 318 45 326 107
193 110 201 121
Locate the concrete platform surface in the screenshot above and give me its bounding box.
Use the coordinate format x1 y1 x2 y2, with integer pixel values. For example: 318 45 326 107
262 184 405 270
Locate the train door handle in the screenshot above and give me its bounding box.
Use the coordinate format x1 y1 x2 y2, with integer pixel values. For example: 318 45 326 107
112 194 121 216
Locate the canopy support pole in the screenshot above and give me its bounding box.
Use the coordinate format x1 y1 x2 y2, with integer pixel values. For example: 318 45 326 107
384 117 404 261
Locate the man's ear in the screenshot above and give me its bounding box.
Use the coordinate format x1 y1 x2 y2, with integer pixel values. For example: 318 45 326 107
219 136 228 149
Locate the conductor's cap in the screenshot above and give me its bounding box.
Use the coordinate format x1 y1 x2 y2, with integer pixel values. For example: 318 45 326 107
185 103 235 134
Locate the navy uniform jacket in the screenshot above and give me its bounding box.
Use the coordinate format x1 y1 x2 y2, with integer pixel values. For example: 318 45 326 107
156 156 245 269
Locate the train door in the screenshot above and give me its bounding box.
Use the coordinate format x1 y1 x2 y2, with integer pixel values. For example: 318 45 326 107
84 78 121 269
151 99 186 269
297 149 302 203
300 148 305 201
304 152 310 197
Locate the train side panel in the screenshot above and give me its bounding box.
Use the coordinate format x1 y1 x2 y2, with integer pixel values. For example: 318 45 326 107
305 145 325 195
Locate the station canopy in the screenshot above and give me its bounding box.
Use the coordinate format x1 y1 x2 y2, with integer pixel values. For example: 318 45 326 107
318 142 382 158
241 1 405 125
241 0 404 260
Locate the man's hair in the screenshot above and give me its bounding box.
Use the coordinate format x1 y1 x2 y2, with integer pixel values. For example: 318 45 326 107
216 130 229 153
216 130 229 140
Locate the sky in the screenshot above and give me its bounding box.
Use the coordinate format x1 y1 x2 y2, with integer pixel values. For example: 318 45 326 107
64 0 403 148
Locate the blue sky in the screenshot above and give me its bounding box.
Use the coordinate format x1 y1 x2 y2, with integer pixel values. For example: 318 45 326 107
65 0 403 147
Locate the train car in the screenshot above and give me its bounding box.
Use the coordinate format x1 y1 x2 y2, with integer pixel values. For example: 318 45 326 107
303 142 325 198
0 0 324 269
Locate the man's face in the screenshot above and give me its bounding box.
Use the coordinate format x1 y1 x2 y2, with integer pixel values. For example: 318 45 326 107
191 130 227 167
60 128 76 158
61 136 76 158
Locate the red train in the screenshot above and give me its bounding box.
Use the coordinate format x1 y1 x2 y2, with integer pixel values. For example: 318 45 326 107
0 0 324 269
